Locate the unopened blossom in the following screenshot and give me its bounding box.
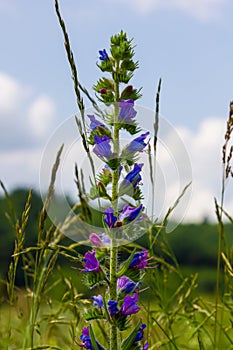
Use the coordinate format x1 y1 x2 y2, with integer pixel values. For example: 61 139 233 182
104 207 117 228
99 49 109 61
108 300 118 316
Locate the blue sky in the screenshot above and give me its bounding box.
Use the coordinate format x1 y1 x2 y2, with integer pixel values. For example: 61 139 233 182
0 0 232 222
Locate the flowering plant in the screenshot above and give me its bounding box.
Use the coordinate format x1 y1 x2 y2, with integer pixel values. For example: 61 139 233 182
55 1 158 349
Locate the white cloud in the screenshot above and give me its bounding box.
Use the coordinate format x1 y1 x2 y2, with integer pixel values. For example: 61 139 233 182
175 117 232 222
0 72 30 115
0 72 56 148
28 95 55 139
0 148 42 190
106 0 228 20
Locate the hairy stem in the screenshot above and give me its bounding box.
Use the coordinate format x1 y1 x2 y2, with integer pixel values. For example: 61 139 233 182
109 63 120 350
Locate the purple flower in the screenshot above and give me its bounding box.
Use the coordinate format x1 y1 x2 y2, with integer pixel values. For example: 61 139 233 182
125 131 149 154
99 49 109 61
108 300 118 316
79 327 102 349
120 293 140 315
89 233 111 248
118 99 137 122
82 250 100 272
119 204 143 223
89 233 102 248
92 295 104 308
99 233 111 245
104 207 117 228
117 276 136 294
130 250 149 270
123 163 143 189
143 342 149 350
79 327 92 349
88 115 105 130
93 135 112 158
134 324 146 343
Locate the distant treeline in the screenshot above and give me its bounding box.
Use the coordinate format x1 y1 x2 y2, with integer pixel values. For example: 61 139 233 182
0 188 232 284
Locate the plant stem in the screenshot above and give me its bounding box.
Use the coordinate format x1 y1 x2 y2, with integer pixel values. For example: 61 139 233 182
109 65 120 350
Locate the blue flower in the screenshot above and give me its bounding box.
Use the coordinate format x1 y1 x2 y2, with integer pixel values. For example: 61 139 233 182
88 115 105 130
80 327 92 349
99 49 109 61
117 276 136 294
119 204 143 223
93 135 112 158
134 324 146 343
125 131 149 154
118 99 137 123
120 293 140 315
130 250 149 269
89 233 111 247
79 327 102 349
104 207 117 228
121 163 143 190
82 250 100 272
108 300 118 316
92 295 104 308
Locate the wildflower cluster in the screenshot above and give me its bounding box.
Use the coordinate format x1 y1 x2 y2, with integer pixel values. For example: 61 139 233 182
80 249 150 349
75 31 153 349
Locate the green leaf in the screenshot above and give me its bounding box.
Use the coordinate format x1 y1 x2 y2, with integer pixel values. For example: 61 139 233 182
83 307 105 321
119 122 141 135
115 313 129 331
89 325 106 350
117 248 136 277
107 158 121 171
89 325 100 350
83 270 107 289
121 320 141 350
